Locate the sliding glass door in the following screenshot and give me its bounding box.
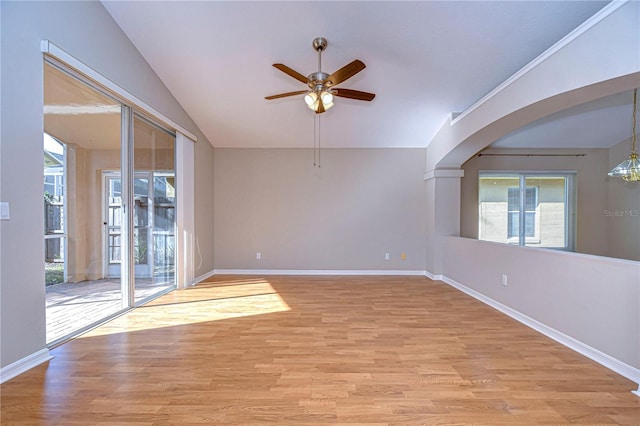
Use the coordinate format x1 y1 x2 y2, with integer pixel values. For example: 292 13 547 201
44 60 177 345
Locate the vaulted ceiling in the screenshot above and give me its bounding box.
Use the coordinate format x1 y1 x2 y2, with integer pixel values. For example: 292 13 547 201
102 1 634 151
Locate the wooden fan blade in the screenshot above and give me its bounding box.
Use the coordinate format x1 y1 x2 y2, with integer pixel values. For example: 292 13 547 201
333 88 376 102
327 60 366 86
265 90 307 100
273 64 308 84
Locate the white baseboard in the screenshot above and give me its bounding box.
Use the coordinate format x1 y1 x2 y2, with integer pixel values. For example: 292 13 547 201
0 348 53 384
425 271 443 281
439 275 640 388
212 269 427 276
193 268 216 285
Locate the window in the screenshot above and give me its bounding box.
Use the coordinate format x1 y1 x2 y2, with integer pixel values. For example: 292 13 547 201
44 133 64 200
479 172 575 250
507 186 538 240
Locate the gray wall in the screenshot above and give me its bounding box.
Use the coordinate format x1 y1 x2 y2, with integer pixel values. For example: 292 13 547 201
607 139 640 260
460 147 640 261
0 1 214 368
213 148 427 271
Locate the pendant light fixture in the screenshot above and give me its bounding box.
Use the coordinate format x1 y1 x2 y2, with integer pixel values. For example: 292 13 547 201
608 88 640 182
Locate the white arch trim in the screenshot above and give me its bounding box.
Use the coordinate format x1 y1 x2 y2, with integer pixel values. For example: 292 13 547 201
427 0 640 171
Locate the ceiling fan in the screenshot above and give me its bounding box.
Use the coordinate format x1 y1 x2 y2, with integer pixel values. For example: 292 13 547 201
265 37 375 114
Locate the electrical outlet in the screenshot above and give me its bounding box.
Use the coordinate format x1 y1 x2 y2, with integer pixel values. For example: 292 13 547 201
256 252 261 260
501 274 508 286
401 252 407 261
384 252 390 261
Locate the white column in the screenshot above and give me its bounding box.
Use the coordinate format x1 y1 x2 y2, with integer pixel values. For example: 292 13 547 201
424 169 464 278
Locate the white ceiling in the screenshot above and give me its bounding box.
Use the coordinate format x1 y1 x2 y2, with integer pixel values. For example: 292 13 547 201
102 0 630 150
492 91 636 149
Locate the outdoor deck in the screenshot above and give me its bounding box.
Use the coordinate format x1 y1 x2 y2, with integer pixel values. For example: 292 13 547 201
46 277 174 343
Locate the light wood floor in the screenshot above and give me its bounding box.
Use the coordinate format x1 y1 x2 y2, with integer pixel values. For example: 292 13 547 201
2 275 639 424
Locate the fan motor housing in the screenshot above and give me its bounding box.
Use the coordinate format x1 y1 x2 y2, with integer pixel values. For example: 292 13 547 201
308 72 329 88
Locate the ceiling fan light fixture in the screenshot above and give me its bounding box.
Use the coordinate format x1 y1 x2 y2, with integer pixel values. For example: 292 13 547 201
265 37 375 115
304 91 334 113
608 88 640 182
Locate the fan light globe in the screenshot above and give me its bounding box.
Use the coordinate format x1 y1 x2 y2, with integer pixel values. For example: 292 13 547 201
321 91 334 110
304 92 320 111
304 92 317 107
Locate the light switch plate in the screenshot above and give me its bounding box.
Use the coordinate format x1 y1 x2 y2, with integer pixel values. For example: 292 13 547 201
0 202 10 220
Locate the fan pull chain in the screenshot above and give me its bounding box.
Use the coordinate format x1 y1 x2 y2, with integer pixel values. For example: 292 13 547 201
318 114 321 168
313 113 321 168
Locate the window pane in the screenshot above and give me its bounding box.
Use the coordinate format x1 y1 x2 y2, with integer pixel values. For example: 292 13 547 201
507 187 519 212
110 179 121 198
524 187 537 211
479 176 521 244
525 211 536 237
508 211 519 239
525 177 566 248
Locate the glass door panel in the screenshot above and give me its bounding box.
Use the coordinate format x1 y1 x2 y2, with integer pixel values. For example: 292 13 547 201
44 61 125 344
133 175 151 278
133 115 176 304
152 173 176 279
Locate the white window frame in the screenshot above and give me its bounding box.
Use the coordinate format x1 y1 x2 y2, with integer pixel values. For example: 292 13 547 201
479 171 576 251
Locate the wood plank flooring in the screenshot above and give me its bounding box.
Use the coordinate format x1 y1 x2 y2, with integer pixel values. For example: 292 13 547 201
2 275 639 424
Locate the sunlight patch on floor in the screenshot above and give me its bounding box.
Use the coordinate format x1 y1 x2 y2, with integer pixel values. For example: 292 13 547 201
80 279 290 337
